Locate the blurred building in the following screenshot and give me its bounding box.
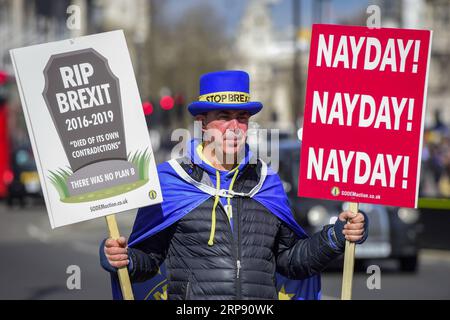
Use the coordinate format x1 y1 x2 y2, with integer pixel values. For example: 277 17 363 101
0 0 71 74
376 0 450 127
0 0 151 92
0 0 73 147
376 0 450 198
424 0 450 128
0 0 151 146
231 0 340 133
95 0 151 98
230 0 310 132
232 0 450 131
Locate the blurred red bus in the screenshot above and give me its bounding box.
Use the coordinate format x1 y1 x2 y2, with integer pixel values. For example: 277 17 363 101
0 71 12 199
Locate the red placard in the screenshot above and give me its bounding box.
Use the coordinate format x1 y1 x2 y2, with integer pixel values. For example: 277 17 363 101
298 24 432 208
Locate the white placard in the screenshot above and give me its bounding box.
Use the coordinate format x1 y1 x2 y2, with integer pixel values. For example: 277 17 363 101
10 30 162 228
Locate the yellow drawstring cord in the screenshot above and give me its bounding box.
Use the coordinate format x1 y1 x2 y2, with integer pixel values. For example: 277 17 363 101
208 171 221 246
227 169 240 219
208 168 240 247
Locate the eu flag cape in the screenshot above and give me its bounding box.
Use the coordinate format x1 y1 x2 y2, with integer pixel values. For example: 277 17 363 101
110 142 321 300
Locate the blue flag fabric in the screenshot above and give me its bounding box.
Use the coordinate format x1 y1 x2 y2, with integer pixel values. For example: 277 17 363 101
110 140 321 300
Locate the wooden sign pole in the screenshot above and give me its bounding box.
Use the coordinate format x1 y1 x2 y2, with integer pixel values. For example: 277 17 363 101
341 202 358 300
105 214 135 300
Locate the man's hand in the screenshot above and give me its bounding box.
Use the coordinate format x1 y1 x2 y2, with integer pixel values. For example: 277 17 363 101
104 236 129 268
338 211 366 243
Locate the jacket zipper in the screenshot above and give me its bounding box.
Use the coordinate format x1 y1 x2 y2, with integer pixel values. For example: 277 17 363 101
235 197 242 299
185 280 191 300
236 260 241 279
216 196 242 298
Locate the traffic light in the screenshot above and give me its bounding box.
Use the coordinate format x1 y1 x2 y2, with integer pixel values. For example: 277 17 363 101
174 93 185 121
142 101 153 116
0 70 9 106
160 95 174 111
142 101 154 129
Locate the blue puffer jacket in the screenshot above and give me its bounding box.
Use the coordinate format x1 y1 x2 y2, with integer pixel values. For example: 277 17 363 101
100 152 367 300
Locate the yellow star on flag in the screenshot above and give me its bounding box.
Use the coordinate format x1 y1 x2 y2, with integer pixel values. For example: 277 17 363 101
278 285 295 300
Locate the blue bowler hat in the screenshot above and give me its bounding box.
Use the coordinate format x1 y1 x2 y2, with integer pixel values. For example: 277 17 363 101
188 70 263 116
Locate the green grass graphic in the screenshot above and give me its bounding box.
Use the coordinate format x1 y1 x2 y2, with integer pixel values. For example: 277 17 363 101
61 179 148 203
128 148 152 180
48 149 152 203
48 167 72 199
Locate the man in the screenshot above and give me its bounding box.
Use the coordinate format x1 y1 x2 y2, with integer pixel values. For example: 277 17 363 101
100 70 368 300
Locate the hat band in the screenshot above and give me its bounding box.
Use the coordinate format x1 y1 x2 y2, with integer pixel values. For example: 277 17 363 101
198 91 250 104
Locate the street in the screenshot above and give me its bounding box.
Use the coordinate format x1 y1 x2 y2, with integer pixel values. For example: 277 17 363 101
0 203 449 300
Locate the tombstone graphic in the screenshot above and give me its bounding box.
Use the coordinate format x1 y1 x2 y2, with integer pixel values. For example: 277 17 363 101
43 48 140 200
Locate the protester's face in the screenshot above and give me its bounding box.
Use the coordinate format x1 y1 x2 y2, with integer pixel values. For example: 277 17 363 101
198 110 250 159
